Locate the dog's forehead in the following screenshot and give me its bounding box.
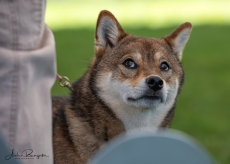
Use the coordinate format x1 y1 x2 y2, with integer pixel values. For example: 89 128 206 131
118 36 172 56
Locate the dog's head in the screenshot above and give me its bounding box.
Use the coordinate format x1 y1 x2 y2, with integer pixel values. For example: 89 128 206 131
92 10 192 110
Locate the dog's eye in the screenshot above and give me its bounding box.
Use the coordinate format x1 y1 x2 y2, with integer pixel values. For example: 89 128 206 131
123 59 137 69
160 62 170 71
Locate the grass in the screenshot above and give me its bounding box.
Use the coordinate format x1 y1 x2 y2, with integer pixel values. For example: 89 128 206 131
51 25 230 164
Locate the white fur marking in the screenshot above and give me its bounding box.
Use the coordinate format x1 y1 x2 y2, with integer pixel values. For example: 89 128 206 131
97 17 119 47
174 28 191 59
97 73 179 131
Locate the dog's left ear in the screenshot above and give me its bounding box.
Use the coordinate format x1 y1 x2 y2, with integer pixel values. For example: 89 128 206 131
164 22 192 61
95 10 127 56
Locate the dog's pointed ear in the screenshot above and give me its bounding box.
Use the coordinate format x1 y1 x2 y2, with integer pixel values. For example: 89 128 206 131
164 22 192 61
95 10 127 56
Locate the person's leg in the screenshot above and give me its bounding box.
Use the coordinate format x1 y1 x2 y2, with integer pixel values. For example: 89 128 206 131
0 1 55 163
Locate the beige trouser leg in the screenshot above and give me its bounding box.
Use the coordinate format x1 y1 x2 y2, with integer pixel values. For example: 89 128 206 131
0 0 55 163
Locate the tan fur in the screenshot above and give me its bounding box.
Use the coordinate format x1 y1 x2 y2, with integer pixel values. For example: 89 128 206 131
52 10 192 164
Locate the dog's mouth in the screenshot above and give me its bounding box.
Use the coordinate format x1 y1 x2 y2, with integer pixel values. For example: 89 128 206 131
128 94 162 102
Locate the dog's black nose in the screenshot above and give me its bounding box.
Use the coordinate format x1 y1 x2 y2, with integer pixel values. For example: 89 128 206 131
146 76 164 91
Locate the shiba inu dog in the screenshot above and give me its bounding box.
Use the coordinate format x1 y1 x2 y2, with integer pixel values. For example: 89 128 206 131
52 10 192 164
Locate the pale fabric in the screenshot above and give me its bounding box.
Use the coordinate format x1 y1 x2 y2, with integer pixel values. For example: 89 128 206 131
0 0 55 164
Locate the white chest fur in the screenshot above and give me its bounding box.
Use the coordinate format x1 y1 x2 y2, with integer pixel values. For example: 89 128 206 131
111 101 174 131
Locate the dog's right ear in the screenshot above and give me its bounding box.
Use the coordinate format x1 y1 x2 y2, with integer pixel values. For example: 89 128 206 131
95 10 127 56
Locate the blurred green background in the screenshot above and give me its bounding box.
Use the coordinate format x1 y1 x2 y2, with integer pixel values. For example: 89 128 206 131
46 0 230 163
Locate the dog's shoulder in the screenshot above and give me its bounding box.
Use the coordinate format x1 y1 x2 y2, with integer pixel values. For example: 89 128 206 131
52 96 72 134
52 96 80 163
